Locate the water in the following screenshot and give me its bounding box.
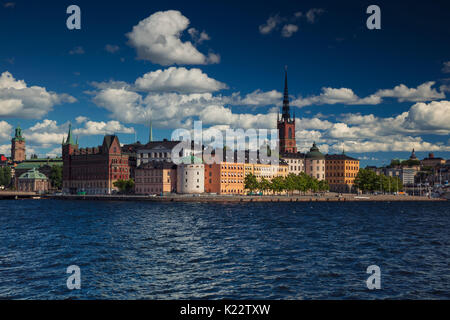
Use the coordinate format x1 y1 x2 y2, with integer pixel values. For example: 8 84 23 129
0 199 448 299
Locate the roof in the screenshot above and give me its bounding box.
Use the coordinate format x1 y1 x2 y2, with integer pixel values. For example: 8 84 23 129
325 154 359 161
138 140 182 150
102 135 118 150
280 152 306 159
180 155 203 164
305 143 325 159
137 161 177 170
19 168 48 180
15 159 63 169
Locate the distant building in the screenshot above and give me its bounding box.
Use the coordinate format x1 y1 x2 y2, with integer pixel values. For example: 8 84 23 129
12 158 63 190
325 153 360 193
136 139 191 166
421 153 445 168
62 125 130 194
401 167 418 185
135 161 177 195
17 168 49 193
11 125 25 162
177 156 205 194
305 143 325 181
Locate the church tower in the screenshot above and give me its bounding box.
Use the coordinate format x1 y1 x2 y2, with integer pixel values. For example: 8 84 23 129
277 69 297 153
11 125 26 162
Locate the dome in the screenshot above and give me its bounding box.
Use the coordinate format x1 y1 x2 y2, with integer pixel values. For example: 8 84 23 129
19 168 48 180
305 142 325 160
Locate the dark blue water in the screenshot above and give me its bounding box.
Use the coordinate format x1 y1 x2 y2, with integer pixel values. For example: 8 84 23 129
0 200 448 299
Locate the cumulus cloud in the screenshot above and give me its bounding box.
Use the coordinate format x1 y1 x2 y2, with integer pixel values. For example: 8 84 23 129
403 100 450 133
0 120 12 142
292 87 381 107
73 119 135 136
281 24 299 38
135 67 227 93
375 81 445 102
236 89 283 106
187 28 211 44
126 10 219 66
0 71 76 118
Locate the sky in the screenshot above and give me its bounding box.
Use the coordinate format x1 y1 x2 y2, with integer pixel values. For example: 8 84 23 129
0 0 449 167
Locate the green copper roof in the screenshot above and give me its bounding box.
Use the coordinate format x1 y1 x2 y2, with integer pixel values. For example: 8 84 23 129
306 142 325 159
19 168 48 180
12 125 25 142
64 124 76 145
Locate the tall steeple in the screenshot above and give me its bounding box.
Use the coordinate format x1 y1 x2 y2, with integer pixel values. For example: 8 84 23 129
282 66 290 122
65 123 76 145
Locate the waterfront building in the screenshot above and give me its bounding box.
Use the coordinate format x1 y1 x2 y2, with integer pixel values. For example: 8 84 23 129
325 153 360 193
177 155 205 194
17 168 49 193
136 139 189 166
11 125 26 163
135 161 177 195
277 70 297 153
62 125 130 194
305 143 325 181
280 152 305 175
12 157 63 190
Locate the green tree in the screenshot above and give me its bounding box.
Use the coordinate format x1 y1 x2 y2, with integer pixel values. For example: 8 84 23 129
244 173 258 193
0 167 11 187
270 176 286 195
49 165 62 189
113 179 135 194
284 173 297 195
259 178 271 195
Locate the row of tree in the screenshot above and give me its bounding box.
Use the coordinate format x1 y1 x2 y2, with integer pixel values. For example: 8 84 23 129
244 172 329 195
113 179 135 194
354 168 403 193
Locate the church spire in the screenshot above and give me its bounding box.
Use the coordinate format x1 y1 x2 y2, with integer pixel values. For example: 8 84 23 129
65 123 75 145
282 66 290 122
149 119 153 143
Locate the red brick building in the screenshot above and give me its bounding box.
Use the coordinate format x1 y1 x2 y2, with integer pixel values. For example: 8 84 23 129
11 125 26 162
62 125 130 194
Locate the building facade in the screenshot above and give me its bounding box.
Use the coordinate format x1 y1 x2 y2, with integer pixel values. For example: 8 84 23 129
136 140 190 166
305 143 325 181
17 168 49 193
135 161 177 195
62 126 130 194
11 125 26 163
280 152 305 175
325 153 360 193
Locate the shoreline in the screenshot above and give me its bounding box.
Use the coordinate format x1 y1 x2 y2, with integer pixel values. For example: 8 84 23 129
42 194 447 203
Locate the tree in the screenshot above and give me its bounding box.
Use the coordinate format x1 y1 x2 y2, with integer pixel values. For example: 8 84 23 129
318 180 329 192
270 176 286 195
244 173 258 193
284 173 297 195
113 179 135 194
0 167 11 187
259 178 271 195
49 165 62 189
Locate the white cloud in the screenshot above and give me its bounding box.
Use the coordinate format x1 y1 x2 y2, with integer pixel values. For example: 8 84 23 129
0 144 10 156
305 8 325 23
375 81 445 102
237 89 282 106
187 28 211 44
135 67 227 93
46 147 62 158
442 61 450 73
73 119 135 136
105 44 120 53
0 120 12 142
281 24 299 38
0 71 76 118
259 15 281 35
403 100 450 133
126 10 219 66
292 87 381 107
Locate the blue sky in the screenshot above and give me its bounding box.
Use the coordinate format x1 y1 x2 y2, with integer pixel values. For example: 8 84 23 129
0 0 449 167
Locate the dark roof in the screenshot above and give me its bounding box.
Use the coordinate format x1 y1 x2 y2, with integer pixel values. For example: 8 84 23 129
137 161 177 170
305 143 325 159
102 135 118 150
121 142 142 153
325 154 359 161
138 140 182 150
280 152 306 159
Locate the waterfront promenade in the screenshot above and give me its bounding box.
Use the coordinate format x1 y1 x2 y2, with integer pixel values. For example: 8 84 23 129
44 193 446 203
